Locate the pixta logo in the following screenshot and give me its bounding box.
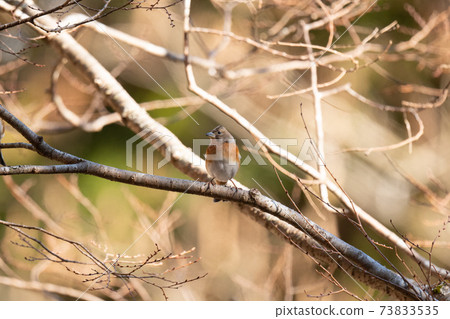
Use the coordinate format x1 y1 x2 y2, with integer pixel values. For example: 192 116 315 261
126 131 322 174
126 129 173 174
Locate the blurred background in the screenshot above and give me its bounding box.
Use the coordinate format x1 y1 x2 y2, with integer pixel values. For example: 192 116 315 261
0 0 449 300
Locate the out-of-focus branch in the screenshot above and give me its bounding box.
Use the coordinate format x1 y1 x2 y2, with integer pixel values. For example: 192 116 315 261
2 176 64 234
55 14 390 80
394 9 450 52
58 13 222 71
302 20 328 204
0 275 102 301
341 110 424 155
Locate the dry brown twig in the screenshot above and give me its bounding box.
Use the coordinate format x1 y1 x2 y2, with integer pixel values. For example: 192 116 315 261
0 219 205 300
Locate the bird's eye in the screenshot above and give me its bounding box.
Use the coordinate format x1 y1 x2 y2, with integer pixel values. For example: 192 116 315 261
217 131 222 134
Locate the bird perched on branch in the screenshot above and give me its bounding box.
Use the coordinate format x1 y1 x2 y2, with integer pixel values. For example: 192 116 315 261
0 119 6 166
205 125 240 202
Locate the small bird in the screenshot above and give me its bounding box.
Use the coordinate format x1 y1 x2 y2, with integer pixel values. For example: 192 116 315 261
0 119 5 166
205 125 240 202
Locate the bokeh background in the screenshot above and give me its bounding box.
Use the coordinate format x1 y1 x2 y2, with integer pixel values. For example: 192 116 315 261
0 0 449 300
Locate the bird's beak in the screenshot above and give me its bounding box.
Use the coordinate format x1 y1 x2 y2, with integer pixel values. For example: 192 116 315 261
206 132 214 138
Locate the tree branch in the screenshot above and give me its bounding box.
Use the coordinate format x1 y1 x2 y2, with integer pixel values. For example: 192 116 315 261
0 104 426 300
